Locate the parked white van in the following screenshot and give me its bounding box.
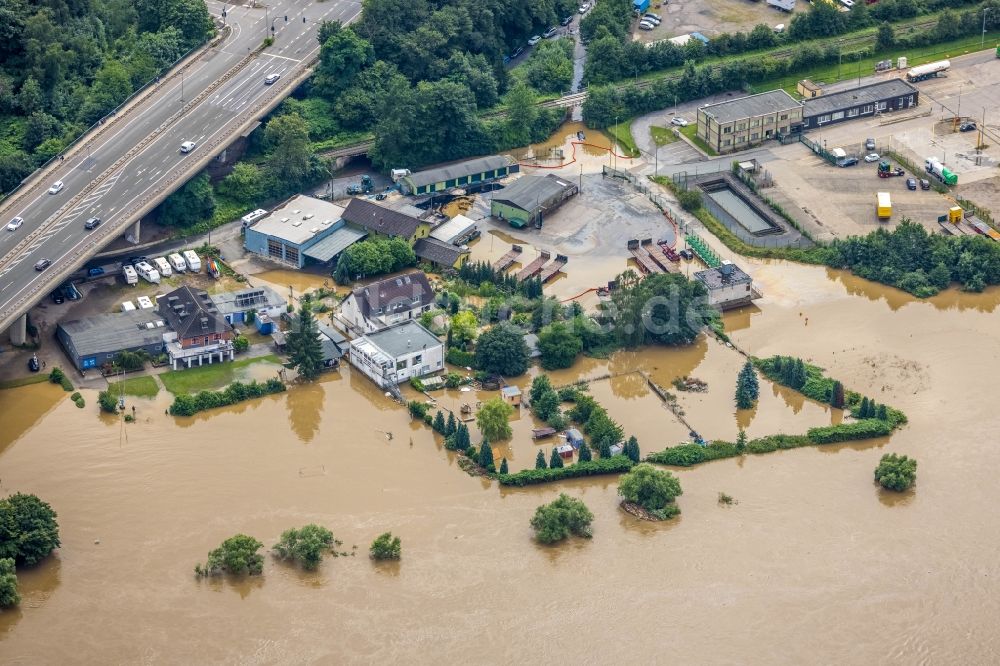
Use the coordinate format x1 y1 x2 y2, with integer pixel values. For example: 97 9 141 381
241 209 268 226
168 252 187 272
182 250 201 272
134 261 161 284
122 264 138 285
121 300 136 312
136 295 155 310
152 256 172 277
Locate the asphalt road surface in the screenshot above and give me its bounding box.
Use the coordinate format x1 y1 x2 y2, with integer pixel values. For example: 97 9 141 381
0 0 360 334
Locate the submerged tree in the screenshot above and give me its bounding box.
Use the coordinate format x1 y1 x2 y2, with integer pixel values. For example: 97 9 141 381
272 524 336 570
499 457 509 475
830 380 845 409
0 558 19 608
735 360 760 409
535 450 548 470
578 442 593 463
0 493 60 566
369 532 402 560
618 463 683 520
550 447 564 469
478 439 495 472
287 302 324 381
197 534 264 577
476 397 513 442
874 453 917 492
530 494 594 544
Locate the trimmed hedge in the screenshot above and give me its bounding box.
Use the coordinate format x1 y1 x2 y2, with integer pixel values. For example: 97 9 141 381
807 419 893 444
168 379 285 416
498 455 634 486
445 348 476 368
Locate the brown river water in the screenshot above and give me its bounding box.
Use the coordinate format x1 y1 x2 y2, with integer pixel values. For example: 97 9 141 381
2 255 1000 663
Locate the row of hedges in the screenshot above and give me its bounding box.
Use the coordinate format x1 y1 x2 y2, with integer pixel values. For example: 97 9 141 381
498 455 635 487
445 348 476 368
168 379 285 417
807 419 893 444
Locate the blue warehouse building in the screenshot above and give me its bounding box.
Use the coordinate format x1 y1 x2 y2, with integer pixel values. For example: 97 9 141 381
244 195 366 269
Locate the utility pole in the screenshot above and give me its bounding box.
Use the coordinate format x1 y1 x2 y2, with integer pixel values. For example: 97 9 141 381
983 8 992 50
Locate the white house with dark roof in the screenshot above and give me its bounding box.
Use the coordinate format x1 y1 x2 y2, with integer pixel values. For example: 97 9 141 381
348 320 444 388
338 270 435 334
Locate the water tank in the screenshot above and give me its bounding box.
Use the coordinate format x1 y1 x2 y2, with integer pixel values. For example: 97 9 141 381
897 56 908 70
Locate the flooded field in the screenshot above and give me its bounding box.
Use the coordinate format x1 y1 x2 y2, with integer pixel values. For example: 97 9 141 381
3 255 1000 662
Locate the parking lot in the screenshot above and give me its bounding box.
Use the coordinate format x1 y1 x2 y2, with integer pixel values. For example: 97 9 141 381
632 0 799 44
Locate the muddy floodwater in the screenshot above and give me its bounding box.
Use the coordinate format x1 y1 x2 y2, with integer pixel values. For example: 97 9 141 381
3 257 1000 662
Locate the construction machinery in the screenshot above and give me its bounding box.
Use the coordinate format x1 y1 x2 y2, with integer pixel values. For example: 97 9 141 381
877 160 905 178
347 175 375 195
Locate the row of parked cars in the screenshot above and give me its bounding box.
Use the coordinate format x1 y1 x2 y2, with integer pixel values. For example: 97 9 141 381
638 12 662 31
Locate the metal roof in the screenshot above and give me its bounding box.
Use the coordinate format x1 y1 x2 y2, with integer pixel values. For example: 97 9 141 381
302 224 367 262
404 155 516 189
211 285 286 315
699 90 801 125
413 237 468 266
429 214 478 243
341 198 424 238
693 264 752 289
362 321 441 359
492 174 576 212
249 195 346 245
802 79 919 118
58 310 165 359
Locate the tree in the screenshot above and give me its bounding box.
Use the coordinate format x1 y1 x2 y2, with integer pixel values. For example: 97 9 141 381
533 390 560 422
578 441 593 463
159 172 215 227
476 397 513 442
216 162 263 203
478 439 495 472
736 428 747 452
272 524 336 570
233 335 249 353
549 447 564 469
535 450 548 469
264 112 313 187
530 375 554 404
98 390 118 414
830 380 845 409
200 534 264 576
501 82 538 149
475 323 529 377
735 360 760 409
858 397 871 419
445 411 457 436
874 453 917 491
618 463 683 519
432 410 446 434
369 532 401 560
876 404 888 421
313 23 374 99
499 457 509 474
609 271 710 348
449 310 478 348
876 21 895 50
624 436 640 463
0 493 60 566
287 303 324 380
599 440 611 458
538 321 583 370
0 558 18 608
530 494 594 544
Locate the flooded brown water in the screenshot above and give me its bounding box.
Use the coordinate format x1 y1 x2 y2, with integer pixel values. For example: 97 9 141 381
3 256 1000 662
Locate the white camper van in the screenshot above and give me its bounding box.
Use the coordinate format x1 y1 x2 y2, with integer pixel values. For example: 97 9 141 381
122 264 138 285
168 253 187 272
152 256 172 278
136 295 155 310
134 261 161 284
182 250 201 272
121 300 136 312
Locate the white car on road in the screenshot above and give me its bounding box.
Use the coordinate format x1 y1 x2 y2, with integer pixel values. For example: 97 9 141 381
48 181 64 195
527 35 541 46
6 217 23 231
670 117 689 127
864 152 880 162
264 73 280 85
180 141 196 153
579 2 590 13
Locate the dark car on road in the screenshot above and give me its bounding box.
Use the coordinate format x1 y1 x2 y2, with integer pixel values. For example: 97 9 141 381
34 258 51 271
906 177 917 190
865 137 876 151
837 157 859 167
127 256 147 266
543 26 558 38
511 46 524 58
561 15 573 25
959 122 976 132
88 266 105 277
84 216 101 230
920 179 930 190
50 290 64 304
28 355 40 372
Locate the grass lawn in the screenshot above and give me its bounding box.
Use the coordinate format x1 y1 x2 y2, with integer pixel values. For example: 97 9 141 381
0 374 50 391
109 375 160 399
604 121 642 158
160 354 283 395
650 126 679 146
761 32 1000 96
679 124 718 156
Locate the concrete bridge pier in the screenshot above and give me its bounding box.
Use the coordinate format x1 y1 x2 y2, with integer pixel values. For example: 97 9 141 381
8 313 27 346
125 219 141 244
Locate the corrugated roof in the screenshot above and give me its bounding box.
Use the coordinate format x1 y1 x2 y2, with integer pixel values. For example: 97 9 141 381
404 155 516 189
249 195 346 245
802 79 918 118
58 310 165 359
492 174 576 212
429 214 478 243
303 225 367 262
413 237 468 266
342 199 424 238
699 90 801 125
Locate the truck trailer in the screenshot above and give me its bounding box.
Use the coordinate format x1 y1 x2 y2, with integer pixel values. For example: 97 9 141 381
876 192 892 220
906 60 950 82
925 157 958 186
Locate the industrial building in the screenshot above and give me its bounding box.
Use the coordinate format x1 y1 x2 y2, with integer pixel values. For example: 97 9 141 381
413 237 470 269
490 174 579 228
429 214 479 245
210 285 286 326
243 196 365 269
801 79 919 129
339 271 435 334
56 310 166 372
348 320 444 389
696 90 802 154
397 155 519 196
693 262 757 310
340 198 431 243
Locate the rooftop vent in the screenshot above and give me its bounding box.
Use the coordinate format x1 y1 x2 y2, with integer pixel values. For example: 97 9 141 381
292 209 301 215
280 217 289 223
292 221 302 227
303 213 314 220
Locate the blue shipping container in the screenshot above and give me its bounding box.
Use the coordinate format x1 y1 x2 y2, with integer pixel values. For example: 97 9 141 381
633 0 650 12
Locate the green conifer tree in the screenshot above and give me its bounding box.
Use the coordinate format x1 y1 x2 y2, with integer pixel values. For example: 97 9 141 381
499 457 509 474
859 397 871 418
599 440 611 458
876 404 888 421
479 439 495 471
550 447 564 469
736 428 747 452
433 410 446 434
578 442 592 462
830 380 845 409
535 450 548 469
446 411 457 436
625 436 640 463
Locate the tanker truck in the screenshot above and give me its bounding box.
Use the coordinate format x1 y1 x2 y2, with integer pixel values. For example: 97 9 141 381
925 157 958 186
906 60 950 82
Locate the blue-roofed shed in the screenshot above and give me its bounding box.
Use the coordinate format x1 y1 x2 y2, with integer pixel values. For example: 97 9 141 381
565 428 584 449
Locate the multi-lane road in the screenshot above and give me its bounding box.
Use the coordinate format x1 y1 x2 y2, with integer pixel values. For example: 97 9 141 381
0 0 360 338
